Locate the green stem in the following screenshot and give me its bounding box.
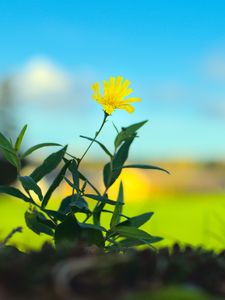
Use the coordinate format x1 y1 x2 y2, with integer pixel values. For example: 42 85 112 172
78 111 108 167
93 156 113 221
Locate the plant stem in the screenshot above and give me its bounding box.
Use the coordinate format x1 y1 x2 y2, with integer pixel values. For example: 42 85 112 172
78 111 108 167
0 227 23 247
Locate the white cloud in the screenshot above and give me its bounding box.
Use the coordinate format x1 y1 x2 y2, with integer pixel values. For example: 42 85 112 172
13 57 97 109
16 57 72 98
204 54 225 81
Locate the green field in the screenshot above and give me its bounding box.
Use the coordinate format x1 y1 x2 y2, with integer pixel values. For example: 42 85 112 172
1 193 225 251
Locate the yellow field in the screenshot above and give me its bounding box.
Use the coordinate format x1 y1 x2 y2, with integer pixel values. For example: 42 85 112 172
1 193 225 251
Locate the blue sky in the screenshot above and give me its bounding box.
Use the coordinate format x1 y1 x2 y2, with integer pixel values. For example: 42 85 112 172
1 0 225 161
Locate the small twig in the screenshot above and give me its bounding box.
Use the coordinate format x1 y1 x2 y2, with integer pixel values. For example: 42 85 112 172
0 227 23 247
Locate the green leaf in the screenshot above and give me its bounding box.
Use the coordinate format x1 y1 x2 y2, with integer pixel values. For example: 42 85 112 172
79 223 106 232
104 138 134 188
36 214 56 229
70 198 90 214
0 133 19 168
0 186 30 202
64 176 75 188
117 212 154 228
65 159 101 196
114 120 147 148
30 146 67 182
102 209 129 220
41 160 71 208
0 144 16 155
25 210 54 236
78 171 101 195
0 132 13 152
93 202 105 226
116 164 170 174
110 181 124 229
85 194 118 206
21 143 62 158
103 163 112 189
58 195 90 214
54 213 104 248
19 176 43 201
79 223 105 248
42 209 66 222
58 195 74 214
113 225 161 243
80 135 113 157
1 149 19 169
54 213 80 247
116 237 162 248
14 124 27 151
68 160 80 191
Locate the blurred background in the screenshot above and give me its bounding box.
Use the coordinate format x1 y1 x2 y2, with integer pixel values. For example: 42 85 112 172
1 0 225 250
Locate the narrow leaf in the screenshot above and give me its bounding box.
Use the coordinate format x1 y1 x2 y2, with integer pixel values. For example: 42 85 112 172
113 225 158 241
0 133 19 168
110 181 124 228
36 214 56 229
41 160 71 208
19 176 43 201
78 172 101 195
79 223 106 232
15 124 27 151
80 135 113 157
117 212 154 228
0 132 13 152
85 194 118 206
116 237 162 248
93 202 105 226
0 144 17 155
43 209 66 222
68 160 80 191
0 186 30 202
104 138 134 188
103 162 112 188
21 143 62 158
116 164 170 174
30 146 67 182
1 149 19 169
114 120 147 148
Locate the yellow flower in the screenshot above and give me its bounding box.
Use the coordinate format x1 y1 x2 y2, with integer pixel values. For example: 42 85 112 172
92 76 141 115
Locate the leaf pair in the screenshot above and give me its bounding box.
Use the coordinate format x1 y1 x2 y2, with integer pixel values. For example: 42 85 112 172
25 209 55 236
0 125 61 170
0 132 20 169
109 212 162 248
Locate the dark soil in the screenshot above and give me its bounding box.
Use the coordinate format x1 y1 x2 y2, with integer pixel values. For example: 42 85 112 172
0 243 225 300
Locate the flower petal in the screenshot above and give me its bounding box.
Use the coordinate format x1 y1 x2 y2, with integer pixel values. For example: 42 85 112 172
124 97 141 103
92 82 101 99
115 76 123 88
117 103 135 113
